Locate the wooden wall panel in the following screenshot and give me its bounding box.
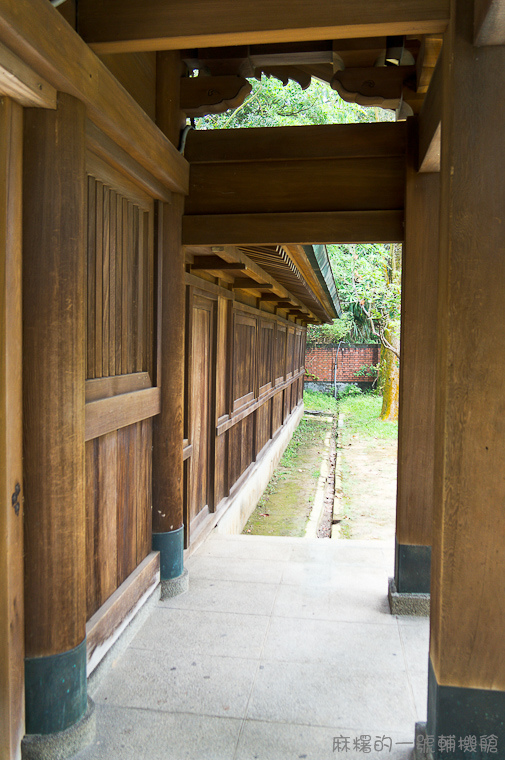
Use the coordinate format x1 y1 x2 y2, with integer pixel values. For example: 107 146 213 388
98 52 157 121
85 157 155 621
259 320 274 395
232 311 257 411
86 173 154 381
272 391 283 435
275 325 287 384
256 402 271 453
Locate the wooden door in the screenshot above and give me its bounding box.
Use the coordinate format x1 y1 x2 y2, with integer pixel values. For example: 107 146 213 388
189 294 215 533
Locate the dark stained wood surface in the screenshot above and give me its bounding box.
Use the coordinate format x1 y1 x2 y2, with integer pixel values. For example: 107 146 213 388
430 0 505 690
79 0 450 53
396 118 439 548
0 97 24 760
182 210 405 246
23 94 86 656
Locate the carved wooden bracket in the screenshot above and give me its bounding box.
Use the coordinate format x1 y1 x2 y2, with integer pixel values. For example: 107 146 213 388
331 65 416 111
180 75 252 117
255 66 312 90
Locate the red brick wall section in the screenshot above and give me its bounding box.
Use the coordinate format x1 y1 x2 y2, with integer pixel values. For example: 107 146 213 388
305 344 380 382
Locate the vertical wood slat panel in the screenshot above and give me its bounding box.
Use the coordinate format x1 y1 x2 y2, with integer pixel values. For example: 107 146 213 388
130 204 139 373
136 418 152 563
116 422 137 585
121 198 129 375
109 189 117 377
115 193 123 375
87 177 96 379
102 187 110 377
95 181 103 378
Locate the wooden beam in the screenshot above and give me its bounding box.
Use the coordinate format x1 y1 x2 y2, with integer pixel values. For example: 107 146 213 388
85 387 161 441
79 0 450 54
186 155 405 215
0 0 188 194
190 256 246 271
185 122 407 164
0 97 24 760
182 210 405 245
474 0 505 45
231 278 273 289
418 48 442 172
0 39 56 108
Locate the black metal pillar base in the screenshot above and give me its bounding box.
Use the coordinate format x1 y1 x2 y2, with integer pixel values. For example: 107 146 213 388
152 526 187 598
419 659 505 759
21 697 95 760
395 539 431 593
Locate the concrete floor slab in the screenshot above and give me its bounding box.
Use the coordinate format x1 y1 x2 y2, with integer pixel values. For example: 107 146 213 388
160 577 279 617
74 533 429 760
92 648 258 719
129 607 270 659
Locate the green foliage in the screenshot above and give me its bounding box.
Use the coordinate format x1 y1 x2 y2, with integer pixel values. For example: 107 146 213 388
303 389 338 414
336 384 362 400
355 363 379 379
339 394 398 442
193 75 396 130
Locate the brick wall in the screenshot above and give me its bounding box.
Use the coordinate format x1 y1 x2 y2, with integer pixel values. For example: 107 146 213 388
305 343 379 383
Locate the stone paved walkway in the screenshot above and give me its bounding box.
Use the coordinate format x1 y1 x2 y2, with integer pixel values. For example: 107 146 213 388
77 534 429 760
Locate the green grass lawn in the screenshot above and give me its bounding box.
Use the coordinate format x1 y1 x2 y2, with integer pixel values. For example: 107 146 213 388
338 393 398 444
303 388 338 415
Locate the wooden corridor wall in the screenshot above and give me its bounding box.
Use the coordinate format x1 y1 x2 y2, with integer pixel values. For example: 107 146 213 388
184 282 305 545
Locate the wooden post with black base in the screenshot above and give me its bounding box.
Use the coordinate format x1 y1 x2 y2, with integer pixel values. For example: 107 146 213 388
415 0 505 756
21 93 95 759
389 117 439 617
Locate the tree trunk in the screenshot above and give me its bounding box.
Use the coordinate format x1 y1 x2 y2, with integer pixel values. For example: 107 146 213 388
380 321 400 421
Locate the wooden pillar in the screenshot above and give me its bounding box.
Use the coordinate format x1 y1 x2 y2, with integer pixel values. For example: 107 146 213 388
393 117 439 599
422 0 505 754
152 52 187 589
0 98 24 760
22 93 91 742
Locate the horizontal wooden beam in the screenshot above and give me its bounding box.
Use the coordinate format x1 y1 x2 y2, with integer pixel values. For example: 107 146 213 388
231 278 273 289
183 210 405 245
0 39 56 108
474 0 505 45
0 0 188 194
79 0 450 54
85 387 161 441
186 155 405 215
185 122 407 164
418 48 442 172
190 256 246 271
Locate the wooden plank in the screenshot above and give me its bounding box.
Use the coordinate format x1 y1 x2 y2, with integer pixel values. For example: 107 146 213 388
0 0 188 193
86 551 159 672
23 93 86 657
109 189 117 376
85 371 152 403
102 187 110 377
94 181 104 378
86 121 172 204
87 177 97 379
419 49 442 173
85 387 161 441
79 0 450 53
0 97 23 760
85 438 98 618
115 193 123 375
121 199 129 374
96 431 118 608
136 418 152 563
474 0 505 45
232 278 273 290
116 423 137 584
186 156 405 215
191 256 246 271
185 121 407 164
182 210 405 246
0 38 56 108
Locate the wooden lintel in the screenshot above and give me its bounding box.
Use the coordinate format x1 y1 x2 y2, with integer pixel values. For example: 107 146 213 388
259 293 286 302
474 0 505 45
0 40 56 108
185 122 407 164
181 75 252 117
182 210 405 246
190 256 246 271
276 301 296 308
79 0 450 54
418 48 442 172
231 278 273 289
